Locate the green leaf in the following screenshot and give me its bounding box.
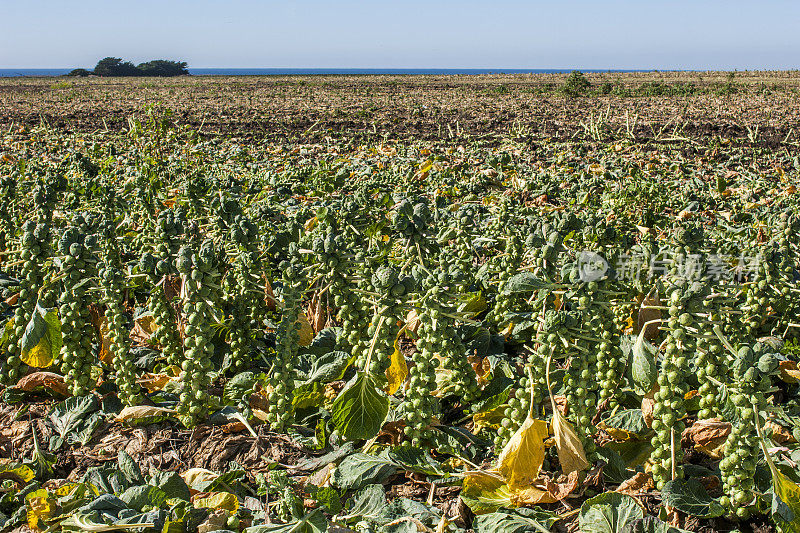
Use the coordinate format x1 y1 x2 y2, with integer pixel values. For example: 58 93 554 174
222 371 256 405
119 484 167 512
380 498 441 532
307 486 343 514
661 479 725 519
306 350 352 383
293 382 326 410
716 385 740 425
331 453 398 491
503 273 550 294
621 516 691 533
604 410 648 436
46 395 100 451
116 451 143 486
83 466 127 496
20 304 61 368
340 484 386 521
387 447 444 476
330 372 389 441
471 374 513 413
78 494 128 514
304 328 340 357
30 429 56 480
150 471 191 501
579 492 644 533
474 509 558 533
244 508 327 533
71 412 103 446
630 328 657 395
294 442 355 472
596 448 631 484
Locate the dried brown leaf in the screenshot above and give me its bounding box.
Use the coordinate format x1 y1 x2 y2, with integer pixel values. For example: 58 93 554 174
617 472 654 495
637 291 661 341
14 372 69 397
683 419 731 447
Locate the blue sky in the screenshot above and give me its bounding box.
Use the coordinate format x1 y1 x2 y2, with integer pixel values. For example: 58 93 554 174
2 0 798 69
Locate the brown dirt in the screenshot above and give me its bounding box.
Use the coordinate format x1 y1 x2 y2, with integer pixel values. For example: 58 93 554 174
1 72 798 148
0 400 307 480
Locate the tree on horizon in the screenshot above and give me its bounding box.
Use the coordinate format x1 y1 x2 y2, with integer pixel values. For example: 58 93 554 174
93 57 140 77
91 57 189 77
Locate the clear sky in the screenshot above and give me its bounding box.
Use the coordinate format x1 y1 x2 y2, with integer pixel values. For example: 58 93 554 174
2 0 798 70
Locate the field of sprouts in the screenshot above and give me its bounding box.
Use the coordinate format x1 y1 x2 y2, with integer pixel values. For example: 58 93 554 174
1 73 800 533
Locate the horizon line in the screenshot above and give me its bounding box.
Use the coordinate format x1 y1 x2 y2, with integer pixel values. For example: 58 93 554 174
2 66 797 72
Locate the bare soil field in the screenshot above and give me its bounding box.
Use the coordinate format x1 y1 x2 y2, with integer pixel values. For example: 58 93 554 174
1 71 799 146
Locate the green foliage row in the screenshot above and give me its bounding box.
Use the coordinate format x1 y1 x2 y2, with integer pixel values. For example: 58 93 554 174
0 112 799 531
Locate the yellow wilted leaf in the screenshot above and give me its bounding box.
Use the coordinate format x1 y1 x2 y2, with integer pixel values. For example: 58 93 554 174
694 439 727 459
304 216 318 232
470 355 492 386
20 306 61 369
385 334 407 395
116 405 176 422
296 313 314 347
758 418 800 532
766 421 797 444
598 422 638 441
588 163 604 175
457 293 487 317
22 340 56 368
779 360 800 383
472 405 507 432
510 485 557 505
546 356 589 474
131 314 157 344
251 408 269 422
405 309 420 334
182 468 219 489
54 482 97 497
0 462 35 484
193 491 239 513
26 488 55 531
462 471 513 514
770 470 800 532
550 405 590 474
0 318 13 350
307 297 327 334
617 472 655 495
137 366 181 392
97 317 114 365
497 416 549 490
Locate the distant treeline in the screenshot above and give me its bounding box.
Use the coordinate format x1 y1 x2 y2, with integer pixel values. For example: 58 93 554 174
68 57 189 77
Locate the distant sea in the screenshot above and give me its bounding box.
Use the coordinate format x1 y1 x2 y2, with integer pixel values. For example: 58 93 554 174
0 68 647 77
